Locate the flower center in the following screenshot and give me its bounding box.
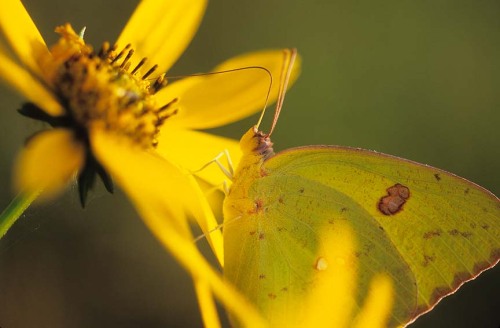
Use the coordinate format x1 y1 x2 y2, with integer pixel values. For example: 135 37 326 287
46 24 177 148
19 24 180 206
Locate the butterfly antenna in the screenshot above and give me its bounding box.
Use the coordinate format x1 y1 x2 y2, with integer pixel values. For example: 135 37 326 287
193 215 242 244
165 65 272 82
255 70 274 131
265 48 297 137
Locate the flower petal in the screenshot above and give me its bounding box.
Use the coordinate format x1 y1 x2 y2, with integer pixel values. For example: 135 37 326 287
195 279 222 328
352 275 394 328
157 223 267 328
91 129 194 235
90 129 224 264
138 207 267 328
0 50 63 116
0 0 49 77
14 129 85 198
156 128 241 187
156 49 302 130
116 0 207 75
91 130 266 327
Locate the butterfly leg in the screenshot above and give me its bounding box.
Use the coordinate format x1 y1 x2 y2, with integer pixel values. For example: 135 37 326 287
192 149 234 180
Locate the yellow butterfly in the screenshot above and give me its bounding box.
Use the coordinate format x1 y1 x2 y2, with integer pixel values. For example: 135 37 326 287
222 49 499 327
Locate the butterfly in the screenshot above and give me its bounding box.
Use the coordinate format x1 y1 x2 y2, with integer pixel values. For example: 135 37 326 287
222 49 499 327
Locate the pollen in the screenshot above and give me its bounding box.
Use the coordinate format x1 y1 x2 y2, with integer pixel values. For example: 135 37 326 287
45 24 177 148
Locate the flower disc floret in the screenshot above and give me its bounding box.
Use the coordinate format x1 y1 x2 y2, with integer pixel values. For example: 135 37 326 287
46 24 177 148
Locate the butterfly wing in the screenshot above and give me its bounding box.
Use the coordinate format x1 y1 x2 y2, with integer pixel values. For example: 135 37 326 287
223 145 499 327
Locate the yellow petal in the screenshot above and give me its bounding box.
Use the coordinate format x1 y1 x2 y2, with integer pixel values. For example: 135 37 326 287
156 49 302 130
154 128 243 265
116 0 207 75
0 0 49 77
0 50 63 116
91 129 266 327
142 208 267 328
91 129 193 236
195 279 221 328
282 226 357 327
14 129 85 198
90 129 224 264
352 275 394 328
156 128 241 187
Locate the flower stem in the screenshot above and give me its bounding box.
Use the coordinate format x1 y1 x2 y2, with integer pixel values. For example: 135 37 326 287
0 191 40 239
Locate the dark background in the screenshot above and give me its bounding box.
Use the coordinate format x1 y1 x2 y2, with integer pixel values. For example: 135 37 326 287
0 0 498 327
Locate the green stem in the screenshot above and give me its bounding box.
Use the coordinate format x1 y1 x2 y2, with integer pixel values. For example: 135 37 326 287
0 191 40 239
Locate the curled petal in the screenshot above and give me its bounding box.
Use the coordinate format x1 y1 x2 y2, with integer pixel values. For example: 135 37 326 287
0 50 63 116
116 0 207 75
91 128 193 235
0 0 49 77
157 49 302 130
14 129 84 198
90 129 224 263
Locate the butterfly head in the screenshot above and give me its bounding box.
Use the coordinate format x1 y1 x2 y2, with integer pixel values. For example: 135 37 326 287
239 126 274 160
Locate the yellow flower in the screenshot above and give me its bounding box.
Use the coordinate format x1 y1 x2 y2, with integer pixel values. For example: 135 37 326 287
0 0 299 325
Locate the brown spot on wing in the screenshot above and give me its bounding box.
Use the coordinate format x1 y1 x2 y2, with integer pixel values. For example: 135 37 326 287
460 231 472 238
423 229 442 239
259 274 266 280
248 199 264 214
434 173 441 181
422 254 435 267
378 183 410 215
447 229 472 238
268 293 277 300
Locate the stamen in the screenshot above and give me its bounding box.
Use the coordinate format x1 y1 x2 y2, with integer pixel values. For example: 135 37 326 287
142 64 158 79
151 73 168 93
120 49 134 68
122 62 131 71
110 43 131 64
98 42 109 58
158 98 178 113
157 109 178 126
131 57 147 75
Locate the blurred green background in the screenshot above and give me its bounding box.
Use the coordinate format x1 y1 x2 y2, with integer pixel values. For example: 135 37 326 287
1 0 499 327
